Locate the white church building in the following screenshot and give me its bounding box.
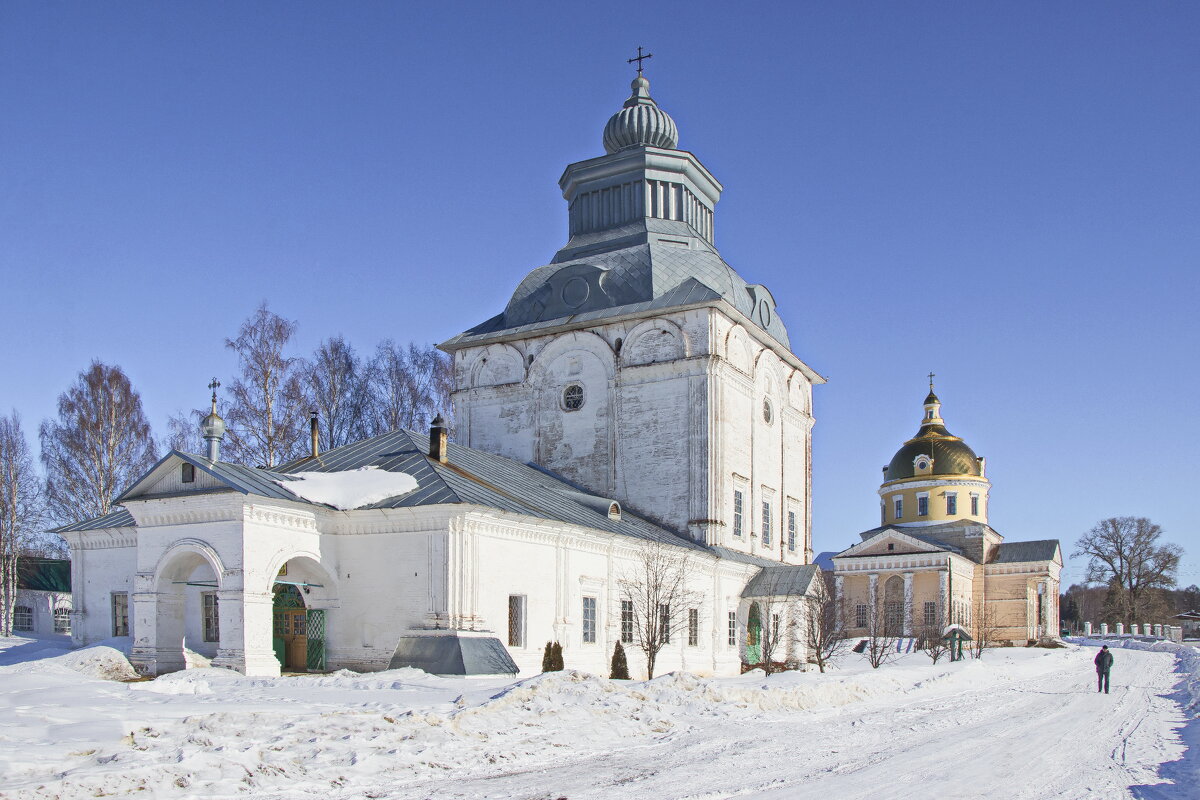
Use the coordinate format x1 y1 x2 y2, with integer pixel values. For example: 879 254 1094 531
57 71 824 679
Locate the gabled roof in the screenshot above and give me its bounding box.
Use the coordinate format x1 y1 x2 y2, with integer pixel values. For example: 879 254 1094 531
992 540 1062 565
834 526 962 558
61 429 706 551
741 565 820 599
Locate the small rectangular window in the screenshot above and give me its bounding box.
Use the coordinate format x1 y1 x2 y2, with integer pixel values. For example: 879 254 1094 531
894 497 903 520
971 494 979 516
924 601 937 627
659 603 671 645
855 603 867 628
917 495 929 517
787 511 797 552
13 606 33 632
621 599 634 643
112 593 129 637
181 463 195 483
582 596 597 644
688 608 699 647
728 611 737 647
507 595 526 647
761 501 772 547
202 592 220 642
946 493 957 515
53 607 71 634
733 490 744 537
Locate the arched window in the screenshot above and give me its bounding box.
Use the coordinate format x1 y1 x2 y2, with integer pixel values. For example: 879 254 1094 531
13 606 33 632
54 607 71 634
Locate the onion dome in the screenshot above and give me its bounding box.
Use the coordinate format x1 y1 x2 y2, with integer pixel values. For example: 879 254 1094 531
884 389 982 481
200 410 226 441
602 76 679 154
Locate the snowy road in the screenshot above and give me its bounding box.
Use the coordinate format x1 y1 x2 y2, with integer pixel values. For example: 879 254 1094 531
1 638 1197 799
422 646 1190 800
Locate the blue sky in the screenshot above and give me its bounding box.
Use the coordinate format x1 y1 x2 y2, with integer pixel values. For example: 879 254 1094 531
2 2 1197 587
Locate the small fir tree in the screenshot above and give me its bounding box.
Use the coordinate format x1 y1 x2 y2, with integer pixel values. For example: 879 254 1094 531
551 640 564 671
610 641 630 680
542 641 554 672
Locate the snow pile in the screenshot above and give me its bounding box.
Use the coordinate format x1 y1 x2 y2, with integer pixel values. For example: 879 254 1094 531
55 645 140 681
275 466 418 509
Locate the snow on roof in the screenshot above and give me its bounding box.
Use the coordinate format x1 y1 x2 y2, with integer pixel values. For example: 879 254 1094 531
274 466 418 510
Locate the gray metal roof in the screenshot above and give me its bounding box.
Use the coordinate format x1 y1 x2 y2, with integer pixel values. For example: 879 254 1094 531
53 506 134 533
443 222 792 350
741 565 820 599
66 429 707 553
992 540 1061 564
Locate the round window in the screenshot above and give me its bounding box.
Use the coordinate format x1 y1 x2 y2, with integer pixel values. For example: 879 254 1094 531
762 398 773 424
563 384 584 411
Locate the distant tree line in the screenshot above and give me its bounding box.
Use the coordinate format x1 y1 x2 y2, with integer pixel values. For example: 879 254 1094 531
0 302 450 631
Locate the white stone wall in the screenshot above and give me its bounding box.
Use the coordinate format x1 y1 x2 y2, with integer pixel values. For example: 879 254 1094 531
59 530 135 646
11 589 72 636
451 305 815 560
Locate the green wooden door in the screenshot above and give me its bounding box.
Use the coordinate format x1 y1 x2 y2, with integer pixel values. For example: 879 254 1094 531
306 609 326 672
745 603 762 666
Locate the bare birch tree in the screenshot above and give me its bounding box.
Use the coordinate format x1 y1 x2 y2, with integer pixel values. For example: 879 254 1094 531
164 407 206 454
39 361 157 524
299 336 370 449
805 572 849 672
364 341 453 436
0 412 45 635
970 599 1000 658
223 303 306 467
862 597 898 669
1074 517 1182 627
618 541 704 679
920 613 950 664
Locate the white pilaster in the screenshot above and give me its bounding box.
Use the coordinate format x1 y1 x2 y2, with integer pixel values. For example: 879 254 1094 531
903 572 914 636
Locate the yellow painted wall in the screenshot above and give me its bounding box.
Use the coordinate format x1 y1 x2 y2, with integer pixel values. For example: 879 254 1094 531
878 478 990 526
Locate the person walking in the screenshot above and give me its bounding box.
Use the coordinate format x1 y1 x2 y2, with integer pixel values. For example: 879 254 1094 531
1094 645 1114 694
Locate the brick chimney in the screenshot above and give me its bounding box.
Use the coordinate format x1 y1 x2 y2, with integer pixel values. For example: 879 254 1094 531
429 414 448 463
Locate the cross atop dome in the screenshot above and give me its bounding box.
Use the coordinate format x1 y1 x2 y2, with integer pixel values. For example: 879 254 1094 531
627 46 653 75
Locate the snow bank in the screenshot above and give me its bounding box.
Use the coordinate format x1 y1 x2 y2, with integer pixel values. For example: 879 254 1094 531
275 466 417 509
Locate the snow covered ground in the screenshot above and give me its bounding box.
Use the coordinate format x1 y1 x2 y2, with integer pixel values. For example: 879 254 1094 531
1 635 1197 799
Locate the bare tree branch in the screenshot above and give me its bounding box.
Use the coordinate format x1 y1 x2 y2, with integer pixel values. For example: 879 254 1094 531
0 412 47 635
805 572 849 672
618 542 704 679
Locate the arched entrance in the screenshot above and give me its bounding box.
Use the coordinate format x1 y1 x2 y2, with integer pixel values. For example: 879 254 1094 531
269 556 334 672
884 575 904 635
745 602 763 666
152 544 222 674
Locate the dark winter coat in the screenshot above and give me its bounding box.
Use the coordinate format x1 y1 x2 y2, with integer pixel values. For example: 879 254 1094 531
1094 649 1114 674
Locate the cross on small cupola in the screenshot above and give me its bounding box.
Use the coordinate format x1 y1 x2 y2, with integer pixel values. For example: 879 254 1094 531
627 46 653 74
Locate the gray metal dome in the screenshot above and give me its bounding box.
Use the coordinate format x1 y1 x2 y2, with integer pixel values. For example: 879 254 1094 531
603 76 678 153
201 411 226 440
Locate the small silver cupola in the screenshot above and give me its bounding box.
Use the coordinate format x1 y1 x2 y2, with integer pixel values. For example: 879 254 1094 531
200 377 226 462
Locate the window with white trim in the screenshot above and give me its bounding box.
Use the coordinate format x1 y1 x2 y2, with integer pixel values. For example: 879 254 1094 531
894 496 903 520
507 595 526 647
924 601 937 627
733 490 744 537
946 493 958 515
688 608 699 647
111 593 129 637
855 603 867 628
970 494 980 516
621 599 634 643
54 607 71 634
917 494 929 517
13 605 33 632
761 500 772 547
659 604 671 644
582 596 597 644
787 510 797 552
727 611 737 647
202 592 219 642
